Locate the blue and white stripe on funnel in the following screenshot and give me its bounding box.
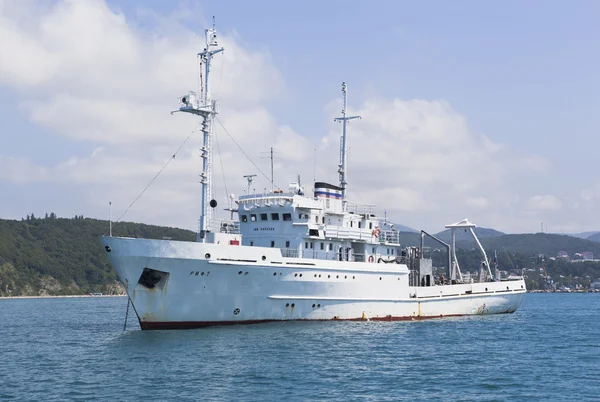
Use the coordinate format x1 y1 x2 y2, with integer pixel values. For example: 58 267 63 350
314 182 343 199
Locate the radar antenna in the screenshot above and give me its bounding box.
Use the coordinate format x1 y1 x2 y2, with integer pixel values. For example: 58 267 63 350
243 174 257 195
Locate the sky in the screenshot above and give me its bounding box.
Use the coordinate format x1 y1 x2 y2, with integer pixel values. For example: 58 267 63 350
0 0 599 234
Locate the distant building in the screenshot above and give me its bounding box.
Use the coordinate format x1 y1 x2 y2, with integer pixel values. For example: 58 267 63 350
557 250 569 259
583 252 594 261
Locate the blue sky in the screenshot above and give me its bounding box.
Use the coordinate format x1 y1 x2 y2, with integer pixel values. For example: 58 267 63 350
1 0 599 233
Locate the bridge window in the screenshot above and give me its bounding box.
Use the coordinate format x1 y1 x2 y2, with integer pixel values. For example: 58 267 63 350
298 213 302 219
322 216 325 224
358 221 361 228
372 247 376 253
260 213 268 221
271 241 275 247
286 241 290 248
241 215 248 222
283 213 292 221
271 213 280 220
305 242 308 249
369 222 373 230
320 242 324 250
250 241 254 246
329 243 333 251
310 242 314 249
250 214 257 222
315 216 319 224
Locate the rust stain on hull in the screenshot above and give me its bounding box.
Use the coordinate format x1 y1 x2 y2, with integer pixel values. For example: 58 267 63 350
139 312 516 330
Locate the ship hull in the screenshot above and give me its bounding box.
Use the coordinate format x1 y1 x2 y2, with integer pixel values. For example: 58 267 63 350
101 236 526 330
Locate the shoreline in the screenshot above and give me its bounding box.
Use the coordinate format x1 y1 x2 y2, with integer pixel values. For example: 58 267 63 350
0 294 126 300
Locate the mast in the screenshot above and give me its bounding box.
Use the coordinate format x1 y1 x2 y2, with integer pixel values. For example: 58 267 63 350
173 19 224 242
334 82 361 212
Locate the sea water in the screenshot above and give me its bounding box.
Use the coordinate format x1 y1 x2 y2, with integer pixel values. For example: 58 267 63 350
0 294 598 401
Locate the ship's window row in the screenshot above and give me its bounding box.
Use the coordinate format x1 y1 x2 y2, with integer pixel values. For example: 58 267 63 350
242 214 378 230
240 213 328 226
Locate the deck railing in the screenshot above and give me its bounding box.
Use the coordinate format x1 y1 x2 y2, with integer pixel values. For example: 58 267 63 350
279 248 403 264
211 219 240 234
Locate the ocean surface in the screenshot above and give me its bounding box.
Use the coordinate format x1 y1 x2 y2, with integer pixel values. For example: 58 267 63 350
0 294 598 401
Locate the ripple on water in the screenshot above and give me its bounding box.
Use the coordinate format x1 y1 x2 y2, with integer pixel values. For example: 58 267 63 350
0 294 598 401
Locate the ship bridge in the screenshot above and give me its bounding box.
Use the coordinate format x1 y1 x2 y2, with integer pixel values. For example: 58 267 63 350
236 182 401 263
230 82 400 264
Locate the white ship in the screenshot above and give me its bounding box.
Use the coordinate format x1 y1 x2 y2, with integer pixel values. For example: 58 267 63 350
101 24 525 330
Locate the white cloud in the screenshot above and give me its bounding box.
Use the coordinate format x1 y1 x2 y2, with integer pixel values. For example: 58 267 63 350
0 0 298 230
317 96 550 230
526 195 562 211
0 156 48 183
0 0 564 234
465 196 489 209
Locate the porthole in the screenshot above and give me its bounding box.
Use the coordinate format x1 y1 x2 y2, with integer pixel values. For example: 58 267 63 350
104 246 111 252
286 303 290 307
299 274 303 277
262 255 266 261
314 274 317 278
317 304 321 308
328 275 331 278
244 272 248 275
318 274 321 278
336 275 339 279
344 276 347 279
312 304 316 308
506 286 509 290
352 276 355 279
205 253 211 259
291 303 295 308
238 271 243 275
201 272 204 276
273 272 277 276
295 273 298 277
379 277 382 280
485 287 488 291
233 308 240 315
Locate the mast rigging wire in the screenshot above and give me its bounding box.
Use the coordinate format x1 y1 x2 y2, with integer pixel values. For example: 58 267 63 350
214 123 229 200
109 123 201 232
215 116 282 191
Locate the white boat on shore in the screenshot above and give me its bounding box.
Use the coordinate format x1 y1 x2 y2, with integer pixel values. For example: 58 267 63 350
101 23 525 330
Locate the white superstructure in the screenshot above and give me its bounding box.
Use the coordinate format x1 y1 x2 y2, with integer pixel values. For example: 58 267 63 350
101 22 525 330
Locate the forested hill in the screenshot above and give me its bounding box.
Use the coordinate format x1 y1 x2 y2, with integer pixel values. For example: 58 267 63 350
2 215 600 296
0 215 195 297
398 231 600 257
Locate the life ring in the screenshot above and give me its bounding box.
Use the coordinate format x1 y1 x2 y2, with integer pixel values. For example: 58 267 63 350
368 255 374 263
372 227 381 238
